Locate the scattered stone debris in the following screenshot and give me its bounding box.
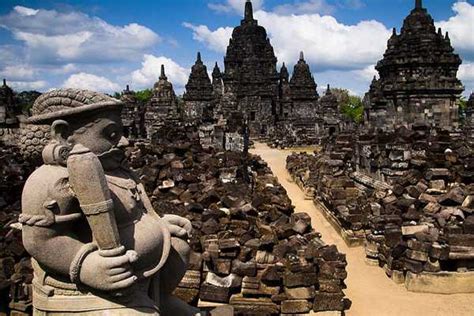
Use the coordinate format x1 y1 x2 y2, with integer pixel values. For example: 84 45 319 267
0 145 34 315
127 124 351 314
287 126 474 286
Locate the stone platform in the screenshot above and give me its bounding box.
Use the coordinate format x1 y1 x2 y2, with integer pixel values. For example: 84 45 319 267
405 271 474 294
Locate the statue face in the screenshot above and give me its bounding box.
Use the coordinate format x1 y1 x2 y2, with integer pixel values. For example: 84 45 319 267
70 110 129 170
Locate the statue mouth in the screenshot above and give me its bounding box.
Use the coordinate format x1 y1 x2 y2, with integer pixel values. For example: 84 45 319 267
98 147 125 164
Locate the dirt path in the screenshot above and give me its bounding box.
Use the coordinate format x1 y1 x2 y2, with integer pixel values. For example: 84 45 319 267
251 142 474 316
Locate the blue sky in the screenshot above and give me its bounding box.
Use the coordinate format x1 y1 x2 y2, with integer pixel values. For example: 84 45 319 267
0 0 473 96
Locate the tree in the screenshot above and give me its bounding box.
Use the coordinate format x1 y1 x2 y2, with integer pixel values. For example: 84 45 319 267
457 96 468 122
330 88 364 123
15 91 41 114
340 95 364 123
135 89 153 104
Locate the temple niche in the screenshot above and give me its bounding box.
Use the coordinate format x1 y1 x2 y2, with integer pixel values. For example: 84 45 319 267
364 0 464 131
0 79 20 145
120 85 143 140
145 65 179 139
221 0 279 136
183 52 214 122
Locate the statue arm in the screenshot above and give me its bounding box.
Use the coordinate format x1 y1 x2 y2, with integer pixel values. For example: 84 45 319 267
22 222 87 277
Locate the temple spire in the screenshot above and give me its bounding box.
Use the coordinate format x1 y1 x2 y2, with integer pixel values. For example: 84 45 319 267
126 84 130 91
415 0 422 9
212 62 221 77
299 51 304 61
326 84 331 94
244 0 254 21
2 79 6 87
197 52 202 63
160 64 167 80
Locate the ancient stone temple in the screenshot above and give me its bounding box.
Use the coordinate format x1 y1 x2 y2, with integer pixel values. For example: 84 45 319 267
222 0 279 136
145 65 179 138
364 0 464 131
316 84 343 140
0 79 19 144
183 52 214 121
120 85 143 140
271 52 321 145
289 52 319 117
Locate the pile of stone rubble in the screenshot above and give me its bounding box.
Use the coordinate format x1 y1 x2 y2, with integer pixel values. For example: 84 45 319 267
0 145 34 315
128 124 351 314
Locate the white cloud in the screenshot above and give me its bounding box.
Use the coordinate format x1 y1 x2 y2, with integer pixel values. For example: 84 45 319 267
188 10 390 70
459 62 474 83
13 6 39 16
274 0 335 15
0 65 35 80
9 80 47 91
436 1 474 56
459 62 474 96
183 23 233 53
352 64 377 81
0 6 160 64
208 0 264 14
256 11 390 70
63 72 121 93
130 54 189 93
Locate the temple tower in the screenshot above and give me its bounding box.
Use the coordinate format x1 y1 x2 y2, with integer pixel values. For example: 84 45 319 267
364 0 464 131
145 65 179 138
289 51 319 118
222 0 279 136
183 52 214 121
0 79 19 144
120 85 143 139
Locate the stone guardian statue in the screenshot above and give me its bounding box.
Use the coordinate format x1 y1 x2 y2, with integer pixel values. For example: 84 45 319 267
20 89 198 315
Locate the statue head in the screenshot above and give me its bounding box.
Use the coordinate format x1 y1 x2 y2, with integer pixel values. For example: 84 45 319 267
25 89 128 170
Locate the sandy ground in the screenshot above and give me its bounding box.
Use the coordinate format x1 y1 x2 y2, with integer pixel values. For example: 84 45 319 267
251 142 474 316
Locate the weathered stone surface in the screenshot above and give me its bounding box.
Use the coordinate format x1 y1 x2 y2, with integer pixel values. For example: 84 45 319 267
281 299 311 314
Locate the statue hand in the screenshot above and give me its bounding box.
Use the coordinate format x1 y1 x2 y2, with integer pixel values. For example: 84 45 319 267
162 214 192 239
79 250 138 291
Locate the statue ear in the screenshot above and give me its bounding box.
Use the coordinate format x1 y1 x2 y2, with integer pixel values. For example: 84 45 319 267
50 120 70 143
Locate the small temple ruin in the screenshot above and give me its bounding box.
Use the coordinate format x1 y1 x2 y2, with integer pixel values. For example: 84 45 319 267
144 65 179 139
0 79 20 145
183 52 214 122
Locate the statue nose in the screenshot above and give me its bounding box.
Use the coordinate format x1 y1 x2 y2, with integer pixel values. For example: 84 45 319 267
118 136 129 148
